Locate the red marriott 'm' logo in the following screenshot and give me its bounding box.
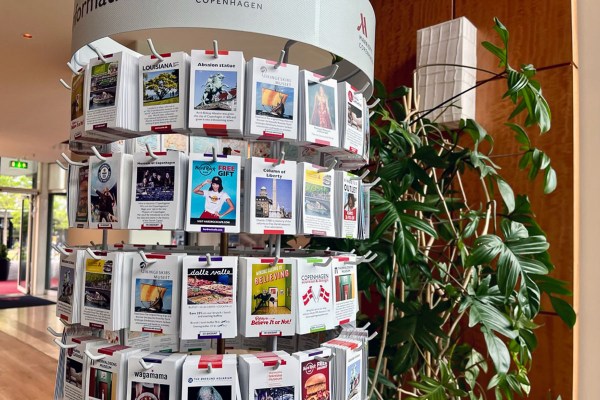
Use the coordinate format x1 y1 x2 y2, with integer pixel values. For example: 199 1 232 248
357 13 367 37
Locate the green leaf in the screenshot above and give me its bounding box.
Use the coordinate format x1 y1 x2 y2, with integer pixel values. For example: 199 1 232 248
497 248 520 298
493 17 509 49
387 316 417 345
506 236 549 255
497 179 515 213
519 273 541 318
506 123 531 149
413 146 448 169
539 152 551 169
518 151 532 170
501 220 529 241
466 235 503 267
504 69 528 98
518 257 549 275
482 41 507 68
463 119 489 146
509 99 528 121
484 328 511 373
535 276 572 296
368 369 397 389
399 212 438 238
549 296 576 328
390 342 418 375
396 200 439 213
544 166 557 194
469 300 516 338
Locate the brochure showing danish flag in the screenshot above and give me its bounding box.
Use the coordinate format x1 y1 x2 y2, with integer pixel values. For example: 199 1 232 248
295 257 336 334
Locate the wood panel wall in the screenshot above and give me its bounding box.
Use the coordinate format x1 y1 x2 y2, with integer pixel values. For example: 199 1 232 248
370 0 577 398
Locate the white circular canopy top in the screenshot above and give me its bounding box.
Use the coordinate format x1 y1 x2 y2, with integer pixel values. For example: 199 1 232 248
71 0 376 97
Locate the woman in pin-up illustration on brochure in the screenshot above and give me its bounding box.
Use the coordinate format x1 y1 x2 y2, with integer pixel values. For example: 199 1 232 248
310 85 334 129
193 176 234 219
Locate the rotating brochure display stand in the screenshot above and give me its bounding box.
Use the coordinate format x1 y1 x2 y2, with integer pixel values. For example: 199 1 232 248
53 1 379 399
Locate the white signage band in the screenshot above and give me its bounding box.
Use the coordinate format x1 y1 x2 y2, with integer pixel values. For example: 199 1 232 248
71 0 376 95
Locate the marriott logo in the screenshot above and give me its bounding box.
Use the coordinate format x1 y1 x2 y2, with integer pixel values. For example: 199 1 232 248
357 13 368 37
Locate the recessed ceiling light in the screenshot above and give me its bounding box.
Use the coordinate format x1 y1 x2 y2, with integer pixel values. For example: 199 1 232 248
22 33 33 39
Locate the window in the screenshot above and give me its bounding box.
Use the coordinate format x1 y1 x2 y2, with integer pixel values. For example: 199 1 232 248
46 194 67 290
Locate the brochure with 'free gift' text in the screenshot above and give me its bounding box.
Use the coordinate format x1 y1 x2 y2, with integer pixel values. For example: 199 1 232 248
186 154 241 233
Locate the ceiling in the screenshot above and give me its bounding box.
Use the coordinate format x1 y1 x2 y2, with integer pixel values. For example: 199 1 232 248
0 0 73 163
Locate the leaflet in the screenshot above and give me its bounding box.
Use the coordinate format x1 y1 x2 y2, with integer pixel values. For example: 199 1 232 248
245 157 297 235
189 50 245 136
129 253 184 335
246 57 299 141
139 52 190 134
240 257 296 337
128 151 188 230
186 154 241 233
181 256 237 340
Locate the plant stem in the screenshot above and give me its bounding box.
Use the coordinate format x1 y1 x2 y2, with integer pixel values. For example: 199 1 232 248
368 286 391 400
410 73 505 127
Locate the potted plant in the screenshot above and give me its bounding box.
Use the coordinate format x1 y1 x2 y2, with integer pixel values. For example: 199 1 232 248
0 244 10 281
311 18 575 399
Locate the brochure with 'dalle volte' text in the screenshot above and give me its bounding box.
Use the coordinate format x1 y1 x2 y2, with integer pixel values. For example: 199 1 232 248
128 150 188 230
239 257 296 337
245 157 297 235
181 255 237 340
88 152 133 229
185 154 241 233
129 253 184 335
297 162 336 237
139 52 190 134
189 50 245 137
245 57 299 141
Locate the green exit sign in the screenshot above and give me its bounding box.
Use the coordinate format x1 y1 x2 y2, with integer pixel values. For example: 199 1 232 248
9 160 28 170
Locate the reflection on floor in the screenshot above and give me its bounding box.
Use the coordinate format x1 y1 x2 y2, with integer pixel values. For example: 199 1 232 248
0 305 60 399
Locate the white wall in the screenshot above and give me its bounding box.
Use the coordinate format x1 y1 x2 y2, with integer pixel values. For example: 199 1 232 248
577 0 600 397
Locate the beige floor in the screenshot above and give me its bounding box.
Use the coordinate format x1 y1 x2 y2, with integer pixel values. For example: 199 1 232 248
0 304 61 399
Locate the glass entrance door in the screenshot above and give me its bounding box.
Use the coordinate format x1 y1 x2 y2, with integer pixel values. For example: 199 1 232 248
17 195 32 293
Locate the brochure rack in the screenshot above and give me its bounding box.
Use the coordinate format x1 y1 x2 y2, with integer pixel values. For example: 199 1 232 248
52 1 379 398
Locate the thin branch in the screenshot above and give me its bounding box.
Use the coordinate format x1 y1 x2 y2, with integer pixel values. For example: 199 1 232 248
369 287 392 399
367 262 386 282
367 378 386 400
415 63 500 77
410 73 505 127
488 151 527 159
456 171 471 212
398 387 420 397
